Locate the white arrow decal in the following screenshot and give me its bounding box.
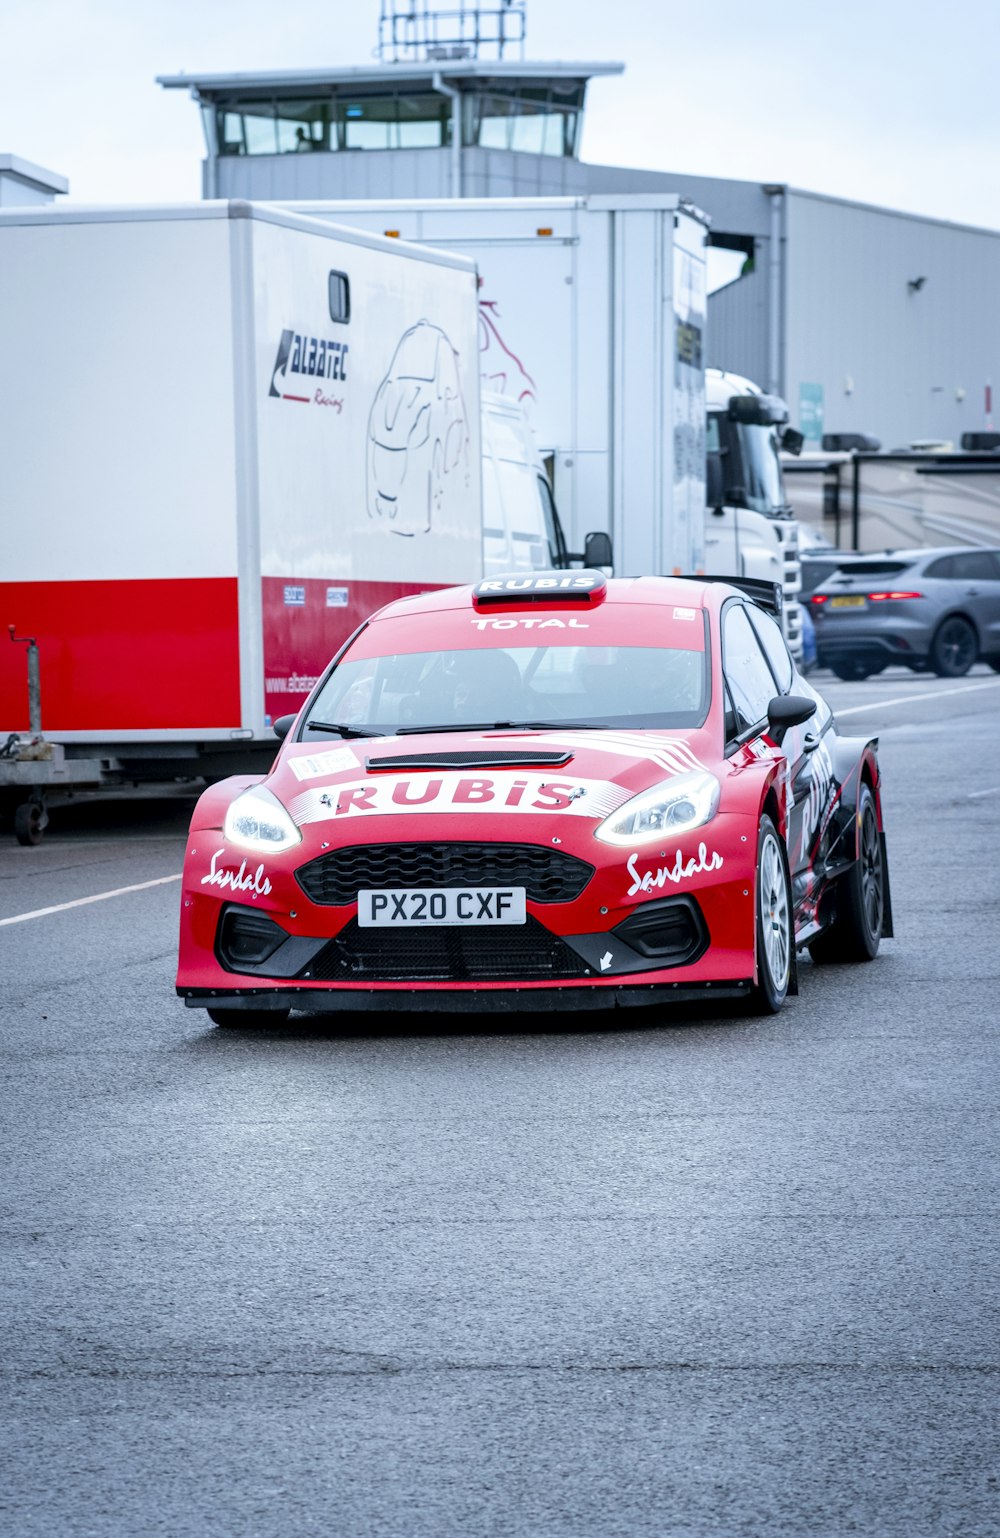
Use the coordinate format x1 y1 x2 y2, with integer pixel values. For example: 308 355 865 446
600 951 613 971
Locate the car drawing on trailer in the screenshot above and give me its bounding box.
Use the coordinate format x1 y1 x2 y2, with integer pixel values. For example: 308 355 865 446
176 571 893 1025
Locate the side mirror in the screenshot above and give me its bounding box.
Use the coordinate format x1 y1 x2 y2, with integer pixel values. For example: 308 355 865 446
583 530 613 569
767 694 817 745
273 713 297 740
781 427 805 456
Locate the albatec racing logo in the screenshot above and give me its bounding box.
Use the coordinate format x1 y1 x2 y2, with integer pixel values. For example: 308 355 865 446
269 328 349 410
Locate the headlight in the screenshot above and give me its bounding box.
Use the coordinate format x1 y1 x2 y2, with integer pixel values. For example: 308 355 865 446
223 785 301 853
595 771 720 847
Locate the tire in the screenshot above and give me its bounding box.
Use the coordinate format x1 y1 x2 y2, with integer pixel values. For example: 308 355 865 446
14 801 46 846
207 1006 291 1028
809 783 883 964
988 659 1000 674
750 815 793 1014
930 616 977 678
831 659 872 681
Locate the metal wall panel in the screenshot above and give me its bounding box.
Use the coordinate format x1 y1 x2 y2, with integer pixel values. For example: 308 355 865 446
212 147 593 203
706 263 769 383
785 191 1000 450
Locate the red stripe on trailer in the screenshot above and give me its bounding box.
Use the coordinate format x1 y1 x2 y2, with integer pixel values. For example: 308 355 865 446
0 578 241 733
261 576 442 723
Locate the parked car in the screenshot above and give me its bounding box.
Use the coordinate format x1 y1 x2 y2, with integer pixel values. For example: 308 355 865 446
809 546 1000 679
800 549 867 603
176 570 893 1025
800 601 818 672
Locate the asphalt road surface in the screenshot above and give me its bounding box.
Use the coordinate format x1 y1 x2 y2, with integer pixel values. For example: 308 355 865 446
2 666 999 1538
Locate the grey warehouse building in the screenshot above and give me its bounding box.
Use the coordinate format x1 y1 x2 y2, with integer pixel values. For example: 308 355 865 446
160 58 1000 452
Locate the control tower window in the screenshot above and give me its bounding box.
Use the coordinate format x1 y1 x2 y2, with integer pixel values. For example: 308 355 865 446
468 86 581 156
216 99 332 155
339 95 448 150
276 99 330 153
209 82 584 158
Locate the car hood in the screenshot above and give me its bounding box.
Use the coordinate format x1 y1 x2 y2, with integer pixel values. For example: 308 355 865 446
270 728 715 837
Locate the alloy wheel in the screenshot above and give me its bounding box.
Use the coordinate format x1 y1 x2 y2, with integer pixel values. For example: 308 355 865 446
759 830 790 991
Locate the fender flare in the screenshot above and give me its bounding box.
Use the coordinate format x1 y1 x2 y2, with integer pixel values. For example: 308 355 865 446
828 734 883 859
751 758 798 994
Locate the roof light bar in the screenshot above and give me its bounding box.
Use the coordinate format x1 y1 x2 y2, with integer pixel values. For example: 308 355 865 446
473 570 607 606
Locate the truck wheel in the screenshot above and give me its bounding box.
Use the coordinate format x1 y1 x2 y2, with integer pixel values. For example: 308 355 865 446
750 815 793 1014
832 659 872 681
930 616 977 677
809 783 883 963
207 1006 291 1028
14 801 46 846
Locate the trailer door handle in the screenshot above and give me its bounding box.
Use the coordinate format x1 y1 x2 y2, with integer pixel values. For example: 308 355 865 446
965 587 980 596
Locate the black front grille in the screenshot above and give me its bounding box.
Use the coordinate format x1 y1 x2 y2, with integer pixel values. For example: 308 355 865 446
296 842 593 906
302 917 587 983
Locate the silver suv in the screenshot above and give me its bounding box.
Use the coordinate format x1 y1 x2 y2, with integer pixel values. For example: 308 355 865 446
809 547 1000 680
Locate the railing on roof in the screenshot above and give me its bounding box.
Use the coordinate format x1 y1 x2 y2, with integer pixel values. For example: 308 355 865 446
376 0 527 63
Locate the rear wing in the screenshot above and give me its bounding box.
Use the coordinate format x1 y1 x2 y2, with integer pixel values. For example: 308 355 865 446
682 575 784 617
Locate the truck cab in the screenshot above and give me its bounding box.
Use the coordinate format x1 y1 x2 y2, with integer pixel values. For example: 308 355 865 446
705 369 804 658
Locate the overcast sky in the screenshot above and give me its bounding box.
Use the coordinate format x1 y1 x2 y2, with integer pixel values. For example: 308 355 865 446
2 0 998 232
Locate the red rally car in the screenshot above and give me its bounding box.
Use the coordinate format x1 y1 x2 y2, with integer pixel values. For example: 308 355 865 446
176 572 893 1025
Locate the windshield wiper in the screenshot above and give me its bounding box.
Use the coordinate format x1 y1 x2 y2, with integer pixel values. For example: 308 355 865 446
305 721 383 738
396 720 603 735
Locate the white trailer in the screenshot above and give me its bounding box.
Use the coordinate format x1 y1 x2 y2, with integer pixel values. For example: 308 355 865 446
0 200 485 793
289 195 710 582
288 196 802 651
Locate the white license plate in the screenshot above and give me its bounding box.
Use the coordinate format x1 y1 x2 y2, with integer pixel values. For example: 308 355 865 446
357 887 527 927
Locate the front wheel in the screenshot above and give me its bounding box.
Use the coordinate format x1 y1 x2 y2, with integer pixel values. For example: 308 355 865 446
809 783 883 963
207 1006 291 1029
750 815 793 1014
930 616 977 677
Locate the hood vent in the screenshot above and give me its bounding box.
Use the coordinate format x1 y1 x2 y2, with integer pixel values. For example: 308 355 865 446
365 749 572 772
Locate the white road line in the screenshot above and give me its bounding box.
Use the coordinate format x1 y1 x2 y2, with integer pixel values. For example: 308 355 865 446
967 786 1000 799
0 873 182 928
836 678 1000 718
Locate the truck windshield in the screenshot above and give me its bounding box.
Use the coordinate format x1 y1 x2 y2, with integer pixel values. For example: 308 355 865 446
536 474 569 567
708 416 789 516
303 642 709 735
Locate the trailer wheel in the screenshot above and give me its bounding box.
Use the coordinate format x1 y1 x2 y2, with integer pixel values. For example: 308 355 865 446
14 800 47 846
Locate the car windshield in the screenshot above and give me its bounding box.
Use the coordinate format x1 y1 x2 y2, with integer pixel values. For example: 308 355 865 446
303 641 710 736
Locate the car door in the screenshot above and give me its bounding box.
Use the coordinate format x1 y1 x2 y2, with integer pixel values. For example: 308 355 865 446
742 603 836 902
947 550 1000 657
720 603 800 870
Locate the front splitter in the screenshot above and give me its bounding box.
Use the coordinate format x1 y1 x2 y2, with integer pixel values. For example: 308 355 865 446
180 979 753 1015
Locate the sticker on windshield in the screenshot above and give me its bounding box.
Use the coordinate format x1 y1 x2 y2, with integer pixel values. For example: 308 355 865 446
287 747 360 782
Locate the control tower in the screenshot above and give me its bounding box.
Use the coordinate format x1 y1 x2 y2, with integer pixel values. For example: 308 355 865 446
158 1 623 202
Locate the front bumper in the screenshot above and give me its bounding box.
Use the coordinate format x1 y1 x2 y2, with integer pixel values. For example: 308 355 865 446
176 815 758 1010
